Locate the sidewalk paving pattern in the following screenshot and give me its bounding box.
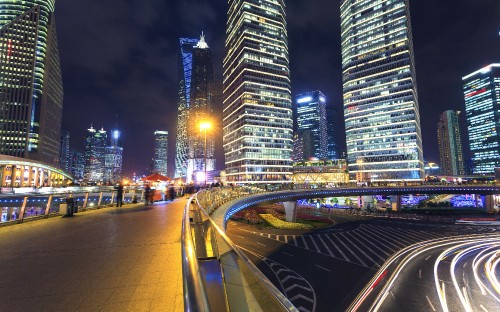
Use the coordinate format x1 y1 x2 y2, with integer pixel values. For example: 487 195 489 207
0 199 186 312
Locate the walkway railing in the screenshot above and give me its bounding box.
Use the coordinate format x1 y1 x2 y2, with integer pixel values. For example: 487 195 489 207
182 187 297 312
0 188 143 225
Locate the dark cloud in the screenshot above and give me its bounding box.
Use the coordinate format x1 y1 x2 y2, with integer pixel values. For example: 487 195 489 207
56 0 500 176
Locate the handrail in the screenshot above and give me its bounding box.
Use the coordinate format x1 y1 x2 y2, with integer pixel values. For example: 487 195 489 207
181 195 211 312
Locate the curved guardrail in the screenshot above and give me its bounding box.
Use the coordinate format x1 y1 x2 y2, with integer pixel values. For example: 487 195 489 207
182 187 298 312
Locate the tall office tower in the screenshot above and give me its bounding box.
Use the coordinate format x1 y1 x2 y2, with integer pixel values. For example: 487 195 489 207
292 134 304 162
59 131 71 172
437 111 465 176
296 91 328 160
326 107 339 160
175 37 198 179
84 126 107 182
341 0 424 182
70 152 85 180
186 34 215 183
104 130 123 183
463 64 500 174
0 1 63 167
153 131 168 176
223 0 293 184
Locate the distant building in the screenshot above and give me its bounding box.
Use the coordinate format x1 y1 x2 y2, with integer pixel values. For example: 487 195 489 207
84 126 107 182
292 134 304 162
70 152 85 180
175 37 198 179
341 0 424 182
296 91 328 160
326 107 339 160
186 33 215 183
153 131 168 176
292 159 349 185
59 131 71 172
223 0 293 184
104 130 123 183
463 64 500 174
0 2 64 167
437 111 465 176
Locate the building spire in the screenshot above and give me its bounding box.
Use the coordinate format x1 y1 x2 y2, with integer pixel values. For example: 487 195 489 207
195 31 209 49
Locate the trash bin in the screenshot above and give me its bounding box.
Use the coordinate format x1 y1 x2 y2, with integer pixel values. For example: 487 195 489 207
65 197 75 216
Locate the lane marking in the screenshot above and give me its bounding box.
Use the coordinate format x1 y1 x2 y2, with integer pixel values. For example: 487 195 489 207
317 234 334 257
350 229 392 257
324 234 350 261
426 295 437 312
425 255 432 261
256 242 266 247
337 232 368 266
308 235 321 253
463 262 467 268
282 252 293 257
315 264 331 272
480 305 489 312
419 269 422 279
344 231 385 264
301 235 309 250
285 235 288 244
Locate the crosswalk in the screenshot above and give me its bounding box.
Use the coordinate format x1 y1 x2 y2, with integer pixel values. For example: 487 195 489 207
241 224 477 268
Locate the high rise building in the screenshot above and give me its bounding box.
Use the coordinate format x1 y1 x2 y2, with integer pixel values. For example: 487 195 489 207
59 131 71 172
153 131 168 176
0 1 63 167
326 107 339 160
223 0 293 184
70 152 85 180
341 0 424 182
292 133 304 162
104 130 123 183
463 64 500 174
296 91 328 160
84 126 107 182
175 37 198 179
437 111 465 176
186 34 215 183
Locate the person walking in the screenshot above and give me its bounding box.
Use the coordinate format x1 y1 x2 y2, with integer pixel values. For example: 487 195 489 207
144 185 151 205
116 183 124 207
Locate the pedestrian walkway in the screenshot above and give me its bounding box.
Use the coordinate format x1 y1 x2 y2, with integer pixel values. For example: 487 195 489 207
0 199 186 312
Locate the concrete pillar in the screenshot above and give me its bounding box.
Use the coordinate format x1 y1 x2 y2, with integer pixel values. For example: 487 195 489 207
360 196 373 210
283 201 297 222
484 195 494 213
390 195 401 211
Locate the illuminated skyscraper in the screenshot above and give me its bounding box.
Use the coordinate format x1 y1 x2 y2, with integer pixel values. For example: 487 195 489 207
223 0 293 184
463 64 500 174
437 111 465 176
0 1 63 166
341 0 424 182
186 34 215 183
175 37 198 179
153 131 168 176
326 107 340 160
59 131 71 172
296 91 328 160
104 130 123 183
84 126 107 182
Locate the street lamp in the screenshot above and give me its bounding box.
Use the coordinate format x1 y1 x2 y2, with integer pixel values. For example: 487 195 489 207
200 122 212 186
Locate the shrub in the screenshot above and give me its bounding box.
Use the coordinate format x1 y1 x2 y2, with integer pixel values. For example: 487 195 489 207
259 214 313 229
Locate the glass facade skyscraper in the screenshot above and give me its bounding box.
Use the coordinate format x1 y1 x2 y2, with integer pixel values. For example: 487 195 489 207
186 34 215 183
223 0 293 184
84 126 107 182
463 64 500 174
341 0 424 182
104 130 123 183
296 91 328 160
437 110 465 176
153 130 168 177
175 37 198 179
0 1 63 166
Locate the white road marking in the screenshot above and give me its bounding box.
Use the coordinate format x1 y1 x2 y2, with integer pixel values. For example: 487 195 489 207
256 242 266 247
337 232 368 266
315 264 331 272
350 229 392 257
324 234 350 261
419 269 422 279
359 226 399 252
426 295 437 311
425 255 432 261
480 304 489 312
308 235 321 253
282 252 293 257
285 235 288 244
344 231 385 264
267 234 271 238
301 235 309 249
463 262 467 268
317 234 334 257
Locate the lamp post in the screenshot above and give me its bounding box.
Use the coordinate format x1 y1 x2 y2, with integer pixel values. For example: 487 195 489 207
200 122 212 186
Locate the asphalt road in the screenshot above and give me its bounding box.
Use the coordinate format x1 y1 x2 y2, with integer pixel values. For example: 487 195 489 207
227 214 500 312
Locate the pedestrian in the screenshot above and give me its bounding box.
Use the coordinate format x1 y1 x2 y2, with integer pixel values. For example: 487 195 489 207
144 184 151 205
169 186 176 201
116 183 124 207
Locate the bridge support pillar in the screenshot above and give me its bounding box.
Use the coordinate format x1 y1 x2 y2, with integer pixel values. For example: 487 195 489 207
360 196 373 211
484 195 494 213
390 195 401 211
283 201 297 222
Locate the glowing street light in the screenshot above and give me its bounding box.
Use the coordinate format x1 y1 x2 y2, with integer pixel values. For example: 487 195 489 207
200 122 212 186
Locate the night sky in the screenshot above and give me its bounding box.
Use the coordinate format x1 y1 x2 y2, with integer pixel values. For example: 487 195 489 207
57 0 500 177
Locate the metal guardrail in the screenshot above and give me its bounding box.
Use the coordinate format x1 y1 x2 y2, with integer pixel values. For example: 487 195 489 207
182 187 298 312
0 188 143 225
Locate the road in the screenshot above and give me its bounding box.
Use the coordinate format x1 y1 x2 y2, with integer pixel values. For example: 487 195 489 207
227 215 499 312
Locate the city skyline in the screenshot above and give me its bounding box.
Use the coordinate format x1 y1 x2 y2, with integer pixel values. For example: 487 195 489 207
53 0 499 176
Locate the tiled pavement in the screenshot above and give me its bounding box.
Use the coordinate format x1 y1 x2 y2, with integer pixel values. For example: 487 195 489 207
0 198 187 312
